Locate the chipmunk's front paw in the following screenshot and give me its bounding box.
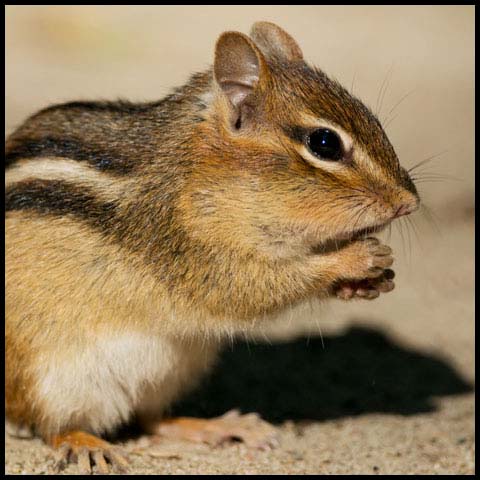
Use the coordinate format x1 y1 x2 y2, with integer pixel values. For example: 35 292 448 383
341 237 394 280
335 268 395 300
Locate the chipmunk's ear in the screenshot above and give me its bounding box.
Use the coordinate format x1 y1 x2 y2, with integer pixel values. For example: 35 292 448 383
250 22 303 62
214 31 269 110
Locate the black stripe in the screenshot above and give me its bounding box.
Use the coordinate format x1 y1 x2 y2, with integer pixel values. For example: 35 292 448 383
282 125 308 144
38 99 157 115
5 179 118 231
5 137 134 174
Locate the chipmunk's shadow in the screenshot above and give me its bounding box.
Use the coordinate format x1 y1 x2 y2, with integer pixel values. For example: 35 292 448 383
170 323 472 423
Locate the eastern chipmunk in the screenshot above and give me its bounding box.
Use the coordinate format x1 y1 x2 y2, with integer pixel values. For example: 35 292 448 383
5 22 419 473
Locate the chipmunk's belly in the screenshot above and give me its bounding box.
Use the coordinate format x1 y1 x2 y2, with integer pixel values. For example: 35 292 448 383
36 333 221 435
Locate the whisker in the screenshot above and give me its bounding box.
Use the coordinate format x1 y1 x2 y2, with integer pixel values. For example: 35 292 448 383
403 216 413 266
354 201 376 238
344 203 366 234
384 113 399 130
348 185 379 199
411 172 462 182
339 202 368 241
351 69 357 95
406 214 423 252
382 88 416 125
407 150 449 173
413 178 458 185
375 63 394 117
353 204 370 232
378 62 395 119
419 203 442 238
332 194 364 203
311 305 325 350
385 222 393 243
395 216 407 262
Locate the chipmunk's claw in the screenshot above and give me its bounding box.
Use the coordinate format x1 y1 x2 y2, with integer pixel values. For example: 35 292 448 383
51 430 128 474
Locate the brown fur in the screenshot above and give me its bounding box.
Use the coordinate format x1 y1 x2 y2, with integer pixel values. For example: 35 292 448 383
5 21 419 449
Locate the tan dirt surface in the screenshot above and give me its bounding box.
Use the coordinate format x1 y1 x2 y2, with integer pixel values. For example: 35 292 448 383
5 5 474 475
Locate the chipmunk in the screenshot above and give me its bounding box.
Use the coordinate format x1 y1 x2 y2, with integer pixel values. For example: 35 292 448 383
5 21 419 474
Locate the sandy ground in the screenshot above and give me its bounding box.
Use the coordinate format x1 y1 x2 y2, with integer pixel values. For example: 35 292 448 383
5 5 474 475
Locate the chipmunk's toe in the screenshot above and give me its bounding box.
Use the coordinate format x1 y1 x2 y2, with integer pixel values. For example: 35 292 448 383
50 430 129 474
144 410 280 450
335 269 395 300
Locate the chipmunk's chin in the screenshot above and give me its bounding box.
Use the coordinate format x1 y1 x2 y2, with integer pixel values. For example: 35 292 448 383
334 221 391 242
310 221 391 255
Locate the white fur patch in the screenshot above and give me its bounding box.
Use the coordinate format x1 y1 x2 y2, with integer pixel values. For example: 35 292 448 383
298 144 346 172
36 333 220 435
197 90 214 107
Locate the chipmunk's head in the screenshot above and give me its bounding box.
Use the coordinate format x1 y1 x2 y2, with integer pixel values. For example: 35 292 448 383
187 22 419 255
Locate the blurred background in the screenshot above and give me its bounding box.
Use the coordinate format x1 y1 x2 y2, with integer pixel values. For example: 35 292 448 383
5 5 474 474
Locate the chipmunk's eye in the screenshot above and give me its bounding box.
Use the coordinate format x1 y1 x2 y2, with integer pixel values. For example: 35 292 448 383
307 128 343 161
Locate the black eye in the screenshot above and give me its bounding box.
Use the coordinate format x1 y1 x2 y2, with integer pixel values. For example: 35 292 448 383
307 128 343 161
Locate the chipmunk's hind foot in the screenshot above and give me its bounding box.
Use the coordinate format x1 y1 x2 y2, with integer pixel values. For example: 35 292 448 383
50 430 129 474
144 409 280 450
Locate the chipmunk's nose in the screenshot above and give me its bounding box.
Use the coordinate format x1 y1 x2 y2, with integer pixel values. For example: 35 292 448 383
392 195 419 218
394 203 414 218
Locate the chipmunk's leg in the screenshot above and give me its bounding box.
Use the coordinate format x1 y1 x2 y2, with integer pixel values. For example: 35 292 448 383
140 410 279 450
49 430 129 474
334 268 395 300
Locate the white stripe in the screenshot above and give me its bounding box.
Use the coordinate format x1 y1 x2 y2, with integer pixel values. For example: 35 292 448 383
5 158 129 202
